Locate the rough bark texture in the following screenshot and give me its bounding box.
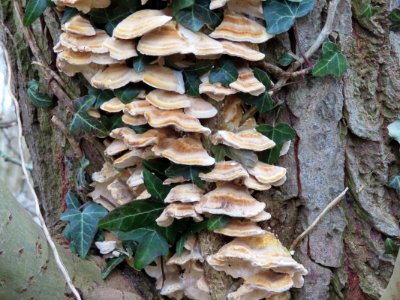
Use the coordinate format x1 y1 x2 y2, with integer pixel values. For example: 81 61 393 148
1 0 399 298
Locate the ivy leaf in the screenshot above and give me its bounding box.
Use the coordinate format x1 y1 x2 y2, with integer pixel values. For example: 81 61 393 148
172 0 195 14
388 120 400 143
253 68 272 90
211 144 226 162
207 215 231 231
384 238 399 256
114 83 142 103
61 7 79 24
143 168 171 202
69 96 109 138
88 87 114 109
165 164 213 187
175 0 222 31
101 256 126 279
104 114 125 131
60 203 108 257
175 220 208 255
389 9 400 31
389 175 400 193
279 53 295 67
312 42 347 78
23 0 51 26
224 147 258 169
76 157 90 193
209 57 238 87
239 92 273 113
98 200 165 232
65 191 81 210
142 159 171 178
184 60 214 75
133 54 154 73
27 80 53 108
359 3 379 18
183 71 201 97
263 0 315 34
257 123 296 164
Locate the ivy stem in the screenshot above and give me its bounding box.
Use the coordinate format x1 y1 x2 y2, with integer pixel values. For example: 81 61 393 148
293 24 314 69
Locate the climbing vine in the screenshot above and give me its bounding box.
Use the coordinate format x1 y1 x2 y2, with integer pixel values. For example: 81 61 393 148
23 0 349 298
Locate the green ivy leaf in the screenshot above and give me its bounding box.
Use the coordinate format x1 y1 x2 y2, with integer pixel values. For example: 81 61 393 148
184 61 214 75
224 147 258 169
211 144 226 162
69 96 109 138
279 53 295 67
143 168 172 202
312 42 347 78
172 0 195 14
207 215 231 231
175 0 222 31
165 164 213 187
239 92 273 113
76 157 90 193
263 0 315 34
104 114 125 131
98 200 165 232
88 87 114 109
65 191 81 210
61 7 79 24
183 71 201 97
388 120 400 143
257 123 296 164
389 9 400 31
384 238 399 256
359 3 379 18
90 0 141 35
175 220 208 255
101 255 126 279
23 0 51 26
129 124 152 134
27 80 53 108
60 203 108 257
253 68 272 90
114 227 169 269
133 54 154 73
389 175 400 193
209 57 238 87
142 159 171 178
114 83 142 103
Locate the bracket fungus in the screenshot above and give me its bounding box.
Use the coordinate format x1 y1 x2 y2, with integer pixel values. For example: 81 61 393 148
52 0 308 297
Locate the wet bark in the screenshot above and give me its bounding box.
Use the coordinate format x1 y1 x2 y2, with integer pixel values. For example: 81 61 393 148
1 0 399 299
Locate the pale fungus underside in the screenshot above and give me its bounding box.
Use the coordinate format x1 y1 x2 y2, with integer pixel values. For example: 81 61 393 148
52 0 309 299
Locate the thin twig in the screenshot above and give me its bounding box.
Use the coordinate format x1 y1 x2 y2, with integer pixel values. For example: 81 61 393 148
2 42 82 300
51 115 83 158
289 187 348 252
0 120 17 128
0 149 33 170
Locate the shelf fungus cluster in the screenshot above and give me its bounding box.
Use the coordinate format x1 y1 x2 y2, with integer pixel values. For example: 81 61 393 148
53 1 307 299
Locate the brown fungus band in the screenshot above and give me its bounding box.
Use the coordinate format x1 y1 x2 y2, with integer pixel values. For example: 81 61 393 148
52 0 308 299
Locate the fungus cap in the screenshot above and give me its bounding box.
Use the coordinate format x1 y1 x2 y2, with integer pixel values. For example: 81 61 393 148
124 100 157 116
144 108 211 134
61 15 96 36
100 98 125 113
59 30 109 53
58 49 118 65
247 211 272 222
227 0 264 19
206 232 308 283
211 129 275 151
156 203 204 227
210 13 273 43
146 89 192 110
104 140 128 156
54 0 111 13
221 41 265 61
152 137 215 166
199 161 248 182
111 128 168 148
214 220 266 237
164 184 204 203
103 38 138 60
184 98 218 119
195 183 265 217
113 10 172 39
230 68 266 96
142 65 185 94
91 64 142 90
122 113 148 126
243 176 272 191
247 162 287 184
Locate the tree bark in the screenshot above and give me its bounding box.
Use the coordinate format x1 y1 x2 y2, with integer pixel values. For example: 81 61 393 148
1 0 399 299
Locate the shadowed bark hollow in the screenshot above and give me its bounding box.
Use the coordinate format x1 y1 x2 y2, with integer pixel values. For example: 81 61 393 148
0 0 399 299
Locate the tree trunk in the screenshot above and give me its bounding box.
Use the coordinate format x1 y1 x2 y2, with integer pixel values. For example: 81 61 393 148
1 0 399 299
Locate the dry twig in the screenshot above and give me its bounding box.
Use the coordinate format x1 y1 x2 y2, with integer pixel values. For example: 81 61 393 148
289 187 349 252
